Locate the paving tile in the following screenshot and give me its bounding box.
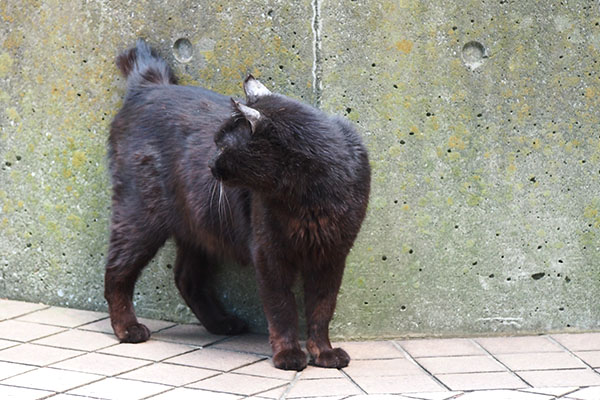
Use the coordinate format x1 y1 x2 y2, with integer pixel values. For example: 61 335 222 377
0 343 82 366
147 387 242 399
352 375 444 394
456 390 553 399
436 372 527 390
335 340 404 360
68 377 170 400
119 363 218 386
0 360 36 380
286 377 362 398
78 317 176 334
552 333 600 352
0 299 47 321
343 358 425 377
300 365 345 379
575 351 600 368
0 320 65 342
152 323 225 347
0 384 53 400
213 333 272 356
398 338 483 357
496 352 586 371
567 386 600 400
33 329 118 351
233 359 297 380
99 339 194 361
476 336 563 354
167 348 263 371
17 307 107 328
517 369 600 387
188 372 288 396
43 395 94 400
51 352 151 375
2 367 103 392
416 355 505 374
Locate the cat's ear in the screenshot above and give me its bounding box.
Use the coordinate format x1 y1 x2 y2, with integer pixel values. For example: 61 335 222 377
243 75 271 103
231 98 261 132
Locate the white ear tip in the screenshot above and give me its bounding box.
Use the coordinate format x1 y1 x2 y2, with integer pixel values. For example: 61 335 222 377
244 76 272 99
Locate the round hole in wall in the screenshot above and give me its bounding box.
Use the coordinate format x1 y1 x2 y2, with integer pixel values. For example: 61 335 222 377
173 38 193 63
461 41 487 70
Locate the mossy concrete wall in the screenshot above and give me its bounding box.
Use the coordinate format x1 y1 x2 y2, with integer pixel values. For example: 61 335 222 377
1 1 600 339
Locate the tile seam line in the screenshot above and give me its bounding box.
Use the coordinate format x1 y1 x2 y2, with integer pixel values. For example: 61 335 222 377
339 367 368 395
138 386 176 400
391 340 452 391
0 304 52 321
468 338 532 388
311 0 322 108
280 370 302 400
546 335 600 375
0 373 108 399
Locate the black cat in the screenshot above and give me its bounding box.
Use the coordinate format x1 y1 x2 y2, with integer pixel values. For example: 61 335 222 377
104 39 370 370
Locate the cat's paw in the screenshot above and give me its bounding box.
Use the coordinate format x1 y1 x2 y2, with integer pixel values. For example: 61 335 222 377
273 348 308 371
119 323 151 343
312 348 350 369
206 315 248 335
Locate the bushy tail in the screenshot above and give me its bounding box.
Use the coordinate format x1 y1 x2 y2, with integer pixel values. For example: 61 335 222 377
116 39 177 87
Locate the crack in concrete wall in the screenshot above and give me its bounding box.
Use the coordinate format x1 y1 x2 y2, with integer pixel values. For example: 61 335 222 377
311 0 323 108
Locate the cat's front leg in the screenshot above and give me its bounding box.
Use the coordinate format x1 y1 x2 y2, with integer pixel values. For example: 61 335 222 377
254 251 307 371
303 260 350 369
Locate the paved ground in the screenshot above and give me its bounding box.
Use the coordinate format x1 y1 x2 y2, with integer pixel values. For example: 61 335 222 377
0 299 600 399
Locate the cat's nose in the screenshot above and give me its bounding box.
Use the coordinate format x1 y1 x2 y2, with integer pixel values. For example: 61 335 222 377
208 155 221 180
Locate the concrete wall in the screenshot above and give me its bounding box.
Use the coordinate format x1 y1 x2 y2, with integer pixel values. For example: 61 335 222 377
1 0 599 339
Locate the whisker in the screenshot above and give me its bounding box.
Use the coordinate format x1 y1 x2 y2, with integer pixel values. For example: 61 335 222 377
218 182 225 223
221 182 233 224
210 180 218 214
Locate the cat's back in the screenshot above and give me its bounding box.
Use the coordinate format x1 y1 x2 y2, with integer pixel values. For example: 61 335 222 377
108 83 233 169
115 84 231 134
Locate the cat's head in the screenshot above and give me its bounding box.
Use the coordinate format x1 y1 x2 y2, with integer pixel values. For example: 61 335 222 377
209 75 348 195
209 76 281 189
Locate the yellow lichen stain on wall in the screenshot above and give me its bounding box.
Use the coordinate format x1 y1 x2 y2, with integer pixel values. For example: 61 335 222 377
71 151 87 169
0 52 14 78
448 135 466 150
394 40 413 54
585 87 595 99
5 107 20 122
584 202 600 228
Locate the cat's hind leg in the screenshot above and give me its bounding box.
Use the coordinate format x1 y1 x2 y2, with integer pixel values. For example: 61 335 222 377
104 223 167 343
173 242 247 335
302 260 350 369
